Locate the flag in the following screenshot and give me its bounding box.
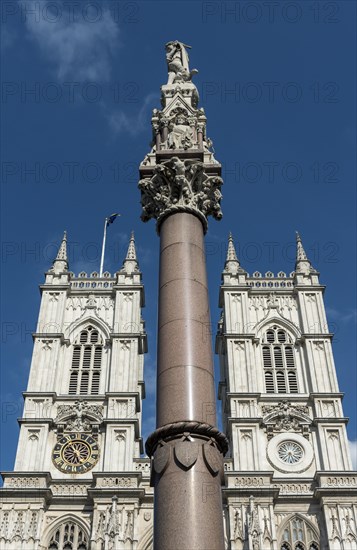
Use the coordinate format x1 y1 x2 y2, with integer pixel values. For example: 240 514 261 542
106 213 121 227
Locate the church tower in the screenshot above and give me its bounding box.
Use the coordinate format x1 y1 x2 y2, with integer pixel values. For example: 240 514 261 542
216 232 357 549
0 232 153 550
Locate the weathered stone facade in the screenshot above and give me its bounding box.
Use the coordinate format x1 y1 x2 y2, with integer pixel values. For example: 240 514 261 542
216 234 357 549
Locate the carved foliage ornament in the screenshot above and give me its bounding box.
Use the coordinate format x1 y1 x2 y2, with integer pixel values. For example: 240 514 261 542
95 499 134 544
139 157 222 226
55 400 103 432
0 509 39 543
262 400 311 439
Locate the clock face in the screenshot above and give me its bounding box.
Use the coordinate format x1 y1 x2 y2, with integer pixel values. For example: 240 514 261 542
52 433 99 474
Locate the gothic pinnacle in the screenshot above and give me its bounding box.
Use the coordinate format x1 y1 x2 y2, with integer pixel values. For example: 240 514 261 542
52 231 68 272
225 233 245 275
126 231 137 261
122 231 139 274
226 232 238 262
295 231 314 274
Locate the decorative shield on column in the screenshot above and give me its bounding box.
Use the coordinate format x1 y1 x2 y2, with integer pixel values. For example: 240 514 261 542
174 439 199 469
203 442 221 475
153 443 171 474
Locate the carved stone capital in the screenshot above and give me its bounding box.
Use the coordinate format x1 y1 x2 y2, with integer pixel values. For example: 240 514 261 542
139 157 223 232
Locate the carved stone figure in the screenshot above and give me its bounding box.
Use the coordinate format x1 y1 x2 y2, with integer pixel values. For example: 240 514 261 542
262 400 311 439
167 115 194 149
165 41 198 85
55 400 103 432
139 157 222 225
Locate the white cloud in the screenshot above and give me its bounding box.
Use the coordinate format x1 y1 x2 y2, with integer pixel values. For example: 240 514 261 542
105 93 157 136
21 1 119 81
349 440 357 469
326 307 357 324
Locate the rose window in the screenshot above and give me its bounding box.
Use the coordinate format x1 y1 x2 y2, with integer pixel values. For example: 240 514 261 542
277 441 304 464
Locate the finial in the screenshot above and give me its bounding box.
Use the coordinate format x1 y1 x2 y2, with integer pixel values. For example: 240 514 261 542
295 230 308 261
56 231 67 261
226 232 238 262
126 231 137 261
223 233 246 276
295 231 315 274
52 231 68 273
122 231 139 274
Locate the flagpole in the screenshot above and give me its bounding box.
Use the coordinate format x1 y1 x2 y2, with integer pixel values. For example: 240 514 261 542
99 217 107 277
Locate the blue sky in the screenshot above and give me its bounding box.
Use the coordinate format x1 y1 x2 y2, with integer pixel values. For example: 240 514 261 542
1 1 356 472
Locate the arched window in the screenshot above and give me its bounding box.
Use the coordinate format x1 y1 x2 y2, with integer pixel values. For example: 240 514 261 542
68 326 103 396
262 326 299 394
47 521 88 550
280 515 319 550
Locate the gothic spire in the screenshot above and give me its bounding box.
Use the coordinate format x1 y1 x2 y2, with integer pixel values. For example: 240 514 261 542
226 232 238 262
295 231 315 274
52 231 68 273
122 231 139 274
224 233 245 275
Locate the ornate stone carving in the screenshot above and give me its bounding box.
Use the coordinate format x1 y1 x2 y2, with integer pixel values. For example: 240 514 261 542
95 498 135 547
41 339 53 350
343 512 357 542
85 294 97 309
232 508 244 542
55 400 103 432
330 509 342 540
0 512 10 539
99 477 133 488
262 400 311 439
263 514 273 543
7 477 40 488
123 510 134 542
324 476 357 487
139 157 222 227
273 482 314 495
248 496 262 550
167 112 195 149
135 461 150 473
234 477 264 488
165 41 198 85
107 498 122 541
120 340 131 350
10 511 25 542
26 511 38 540
51 484 88 496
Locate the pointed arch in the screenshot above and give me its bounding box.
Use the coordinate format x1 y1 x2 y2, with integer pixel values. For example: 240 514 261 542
137 525 153 550
43 514 90 550
65 315 111 343
278 514 320 550
255 316 301 342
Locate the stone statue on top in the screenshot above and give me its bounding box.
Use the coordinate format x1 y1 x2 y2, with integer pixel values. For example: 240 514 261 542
165 41 198 85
